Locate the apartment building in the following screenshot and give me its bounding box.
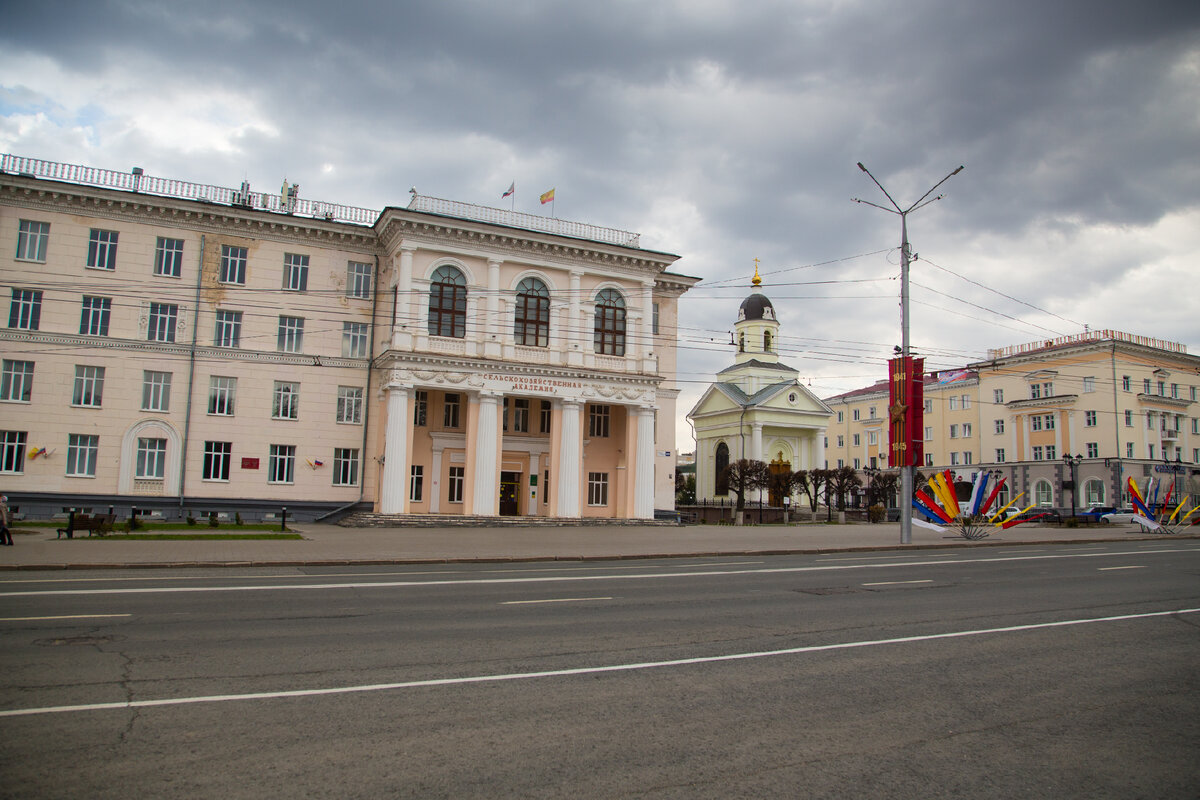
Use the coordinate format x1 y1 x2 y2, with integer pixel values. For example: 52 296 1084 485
0 155 696 521
823 330 1200 511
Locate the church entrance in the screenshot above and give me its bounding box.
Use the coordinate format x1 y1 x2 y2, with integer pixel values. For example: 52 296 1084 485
768 456 791 506
499 471 522 516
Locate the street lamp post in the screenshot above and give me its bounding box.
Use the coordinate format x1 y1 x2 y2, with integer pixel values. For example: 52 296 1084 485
855 162 964 544
1063 453 1082 519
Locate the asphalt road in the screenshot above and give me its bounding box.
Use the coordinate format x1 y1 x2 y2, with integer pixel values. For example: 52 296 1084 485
2 541 1198 798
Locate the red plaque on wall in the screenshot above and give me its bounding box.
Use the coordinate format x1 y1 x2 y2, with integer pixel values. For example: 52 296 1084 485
241 458 260 469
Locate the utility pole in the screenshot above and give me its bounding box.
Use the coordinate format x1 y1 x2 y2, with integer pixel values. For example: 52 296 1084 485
854 162 963 544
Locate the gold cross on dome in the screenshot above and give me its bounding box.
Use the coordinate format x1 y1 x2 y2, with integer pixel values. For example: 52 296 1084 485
752 258 761 287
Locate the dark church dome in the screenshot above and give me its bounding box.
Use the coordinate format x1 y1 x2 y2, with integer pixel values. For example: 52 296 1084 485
738 293 776 322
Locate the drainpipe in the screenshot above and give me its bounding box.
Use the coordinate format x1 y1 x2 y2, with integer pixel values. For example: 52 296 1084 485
178 234 205 517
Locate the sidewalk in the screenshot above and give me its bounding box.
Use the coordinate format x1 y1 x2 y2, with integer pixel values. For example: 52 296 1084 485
1 521 1195 570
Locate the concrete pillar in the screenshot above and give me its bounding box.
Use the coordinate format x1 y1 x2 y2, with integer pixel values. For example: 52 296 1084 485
557 400 583 517
380 385 410 514
473 393 501 515
635 407 655 519
568 271 583 366
484 258 502 357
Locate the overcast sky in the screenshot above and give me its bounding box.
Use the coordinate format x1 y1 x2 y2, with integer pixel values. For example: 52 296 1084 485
3 0 1198 448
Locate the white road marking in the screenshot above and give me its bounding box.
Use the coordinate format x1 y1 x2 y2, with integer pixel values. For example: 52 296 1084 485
1098 566 1146 571
0 547 1194 599
862 580 933 587
2 607 1194 718
501 597 613 605
0 614 131 622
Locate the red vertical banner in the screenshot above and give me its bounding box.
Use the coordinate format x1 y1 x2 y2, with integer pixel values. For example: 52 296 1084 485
888 357 925 467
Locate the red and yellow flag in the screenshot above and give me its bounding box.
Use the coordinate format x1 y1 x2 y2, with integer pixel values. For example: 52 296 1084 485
539 188 555 204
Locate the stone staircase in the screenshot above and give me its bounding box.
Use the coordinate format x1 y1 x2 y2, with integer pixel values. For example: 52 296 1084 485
338 512 678 528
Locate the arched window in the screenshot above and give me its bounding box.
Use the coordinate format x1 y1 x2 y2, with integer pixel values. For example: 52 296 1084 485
1084 478 1104 506
1034 479 1054 507
763 330 772 352
593 289 626 356
428 265 466 338
715 442 730 496
514 277 550 347
738 332 745 352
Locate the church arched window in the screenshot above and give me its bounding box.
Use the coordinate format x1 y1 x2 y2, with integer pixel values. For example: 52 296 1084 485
428 265 466 338
715 441 730 496
764 330 772 352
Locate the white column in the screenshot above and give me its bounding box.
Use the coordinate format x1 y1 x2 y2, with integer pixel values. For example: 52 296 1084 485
473 393 500 515
634 407 655 519
815 430 826 470
751 421 764 462
380 385 410 514
484 258 502 358
568 271 583 366
395 244 417 349
557 400 582 517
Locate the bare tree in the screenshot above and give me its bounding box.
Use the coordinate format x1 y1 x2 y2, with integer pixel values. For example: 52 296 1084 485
827 466 863 512
719 459 773 525
793 469 829 516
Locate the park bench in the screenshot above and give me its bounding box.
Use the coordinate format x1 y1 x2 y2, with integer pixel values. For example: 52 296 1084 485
56 513 116 539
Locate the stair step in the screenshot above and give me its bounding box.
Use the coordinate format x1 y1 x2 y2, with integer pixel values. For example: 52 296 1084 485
338 513 677 528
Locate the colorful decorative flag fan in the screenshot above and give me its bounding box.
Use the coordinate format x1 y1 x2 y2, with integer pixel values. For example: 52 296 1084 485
910 469 1048 540
1126 476 1199 534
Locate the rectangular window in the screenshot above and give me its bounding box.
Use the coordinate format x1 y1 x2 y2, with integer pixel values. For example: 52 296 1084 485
995 448 1006 463
837 435 845 447
16 220 49 262
448 466 465 503
1 430 27 472
540 400 551 434
961 395 971 409
9 289 42 330
853 457 861 469
278 316 305 353
87 228 119 270
282 253 309 291
148 303 178 342
273 381 299 420
410 465 424 502
962 423 973 438
837 459 844 468
924 453 933 467
1030 383 1041 400
512 398 530 433
993 388 1004 404
1143 378 1151 394
853 408 860 420
136 437 166 479
1171 383 1179 399
867 431 878 446
1193 418 1199 435
73 365 105 407
995 419 1005 435
1149 444 1156 459
414 390 428 426
347 261 372 299
1 360 34 402
1126 442 1134 458
1192 386 1198 402
1044 414 1055 430
950 452 960 466
208 376 236 416
1084 410 1097 427
1045 445 1057 460
80 296 111 336
1081 376 1095 393
141 370 171 411
949 396 959 411
852 433 861 446
342 322 368 358
220 245 247 284
588 472 609 506
1031 416 1042 432
837 411 843 423
963 452 973 465
1125 409 1133 427
66 434 98 477
202 441 232 481
268 444 295 484
154 237 184 277
589 404 610 438
214 310 242 347
1032 446 1043 461
443 393 461 428
924 399 933 413
337 386 363 424
949 424 959 439
1147 412 1154 429
652 302 660 335
923 427 932 441
1122 375 1131 392
333 448 359 486
1086 442 1099 458
1158 380 1165 397
868 406 876 419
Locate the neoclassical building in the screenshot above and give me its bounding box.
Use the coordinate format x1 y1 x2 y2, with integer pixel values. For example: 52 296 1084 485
0 155 697 521
687 271 831 502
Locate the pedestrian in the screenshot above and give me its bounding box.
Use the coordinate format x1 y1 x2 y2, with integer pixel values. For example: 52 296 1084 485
0 495 12 546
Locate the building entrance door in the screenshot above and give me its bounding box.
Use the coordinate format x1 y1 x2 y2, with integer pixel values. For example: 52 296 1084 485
499 471 521 516
768 456 791 506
